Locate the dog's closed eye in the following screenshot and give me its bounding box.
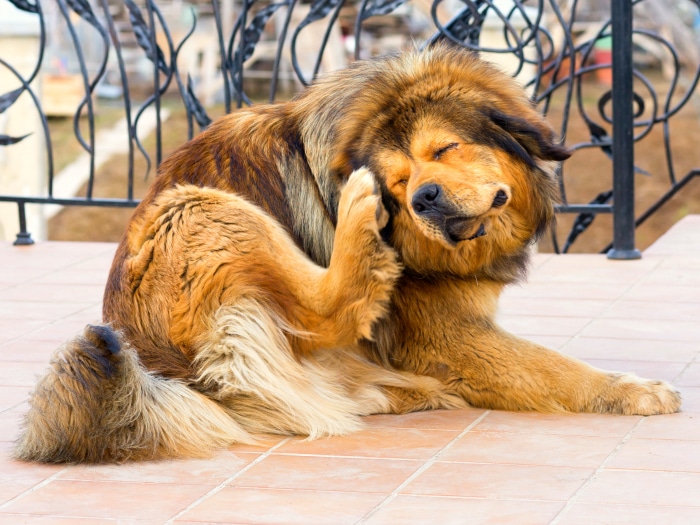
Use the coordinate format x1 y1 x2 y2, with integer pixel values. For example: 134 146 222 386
433 143 459 160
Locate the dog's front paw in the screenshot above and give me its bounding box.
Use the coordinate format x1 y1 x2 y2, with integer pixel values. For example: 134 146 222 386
593 373 682 415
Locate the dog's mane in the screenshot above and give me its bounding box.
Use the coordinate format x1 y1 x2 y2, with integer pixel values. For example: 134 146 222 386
289 44 566 284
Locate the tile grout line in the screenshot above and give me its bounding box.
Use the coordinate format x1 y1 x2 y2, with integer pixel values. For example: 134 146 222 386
0 299 104 350
557 256 664 356
355 410 492 525
164 437 292 524
0 244 115 294
548 416 646 524
672 350 700 384
0 467 70 511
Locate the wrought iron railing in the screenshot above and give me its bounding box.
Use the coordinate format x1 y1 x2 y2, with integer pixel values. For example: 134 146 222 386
0 0 698 257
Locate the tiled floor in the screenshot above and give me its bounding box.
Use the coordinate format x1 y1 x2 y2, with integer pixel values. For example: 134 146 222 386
1 216 699 524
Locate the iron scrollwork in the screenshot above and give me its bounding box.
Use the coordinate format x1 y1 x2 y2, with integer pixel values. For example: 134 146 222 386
0 0 698 254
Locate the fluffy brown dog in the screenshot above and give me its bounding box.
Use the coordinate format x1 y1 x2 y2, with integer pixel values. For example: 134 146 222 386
16 43 681 463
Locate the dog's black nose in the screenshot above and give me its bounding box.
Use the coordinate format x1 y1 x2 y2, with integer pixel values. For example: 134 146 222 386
491 189 508 208
412 184 441 214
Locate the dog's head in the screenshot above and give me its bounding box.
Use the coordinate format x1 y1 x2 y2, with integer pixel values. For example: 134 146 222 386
304 43 569 280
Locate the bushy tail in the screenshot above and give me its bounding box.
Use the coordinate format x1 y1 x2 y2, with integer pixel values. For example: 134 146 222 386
14 324 253 463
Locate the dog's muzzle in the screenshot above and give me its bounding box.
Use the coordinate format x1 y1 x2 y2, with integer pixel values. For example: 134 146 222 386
412 183 498 245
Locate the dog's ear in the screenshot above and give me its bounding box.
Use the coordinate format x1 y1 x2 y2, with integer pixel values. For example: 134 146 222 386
486 109 571 167
329 148 354 180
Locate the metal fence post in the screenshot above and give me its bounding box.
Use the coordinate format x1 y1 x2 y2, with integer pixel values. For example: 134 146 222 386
13 201 34 246
607 0 641 260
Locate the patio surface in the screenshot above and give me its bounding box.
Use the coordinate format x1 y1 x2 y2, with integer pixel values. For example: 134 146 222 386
0 215 699 524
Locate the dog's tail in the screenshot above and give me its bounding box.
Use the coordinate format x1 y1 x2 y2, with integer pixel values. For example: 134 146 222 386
14 324 253 463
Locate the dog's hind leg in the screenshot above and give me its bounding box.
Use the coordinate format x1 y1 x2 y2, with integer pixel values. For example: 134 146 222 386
194 300 380 437
259 167 400 352
194 304 465 435
163 169 400 356
15 324 253 463
313 167 403 344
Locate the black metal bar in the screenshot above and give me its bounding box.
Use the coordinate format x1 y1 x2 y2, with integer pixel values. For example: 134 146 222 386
554 204 613 214
606 0 641 260
98 0 136 201
13 201 34 246
0 196 140 207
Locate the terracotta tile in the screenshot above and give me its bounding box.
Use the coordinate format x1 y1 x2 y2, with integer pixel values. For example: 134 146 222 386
175 522 250 525
0 386 31 412
176 487 386 525
578 470 700 506
641 258 700 286
65 306 103 323
232 455 419 493
59 451 259 485
69 252 118 272
0 361 51 387
557 502 700 525
676 362 700 387
602 299 700 322
276 428 460 460
0 320 49 345
441 430 621 468
473 411 642 437
531 255 659 283
0 407 24 442
645 241 700 258
581 359 686 383
676 387 700 412
634 411 700 440
643 216 700 255
0 284 104 304
0 268 51 286
0 448 65 505
0 245 109 271
607 438 700 472
562 337 698 363
530 253 553 269
29 269 110 286
20 321 101 343
623 283 700 303
4 480 213 520
0 300 92 321
496 315 591 337
0 339 61 363
227 435 288 453
363 495 563 525
0 516 126 524
502 280 630 301
518 335 572 350
0 252 73 272
402 462 593 501
580 318 700 343
363 408 485 431
497 297 610 318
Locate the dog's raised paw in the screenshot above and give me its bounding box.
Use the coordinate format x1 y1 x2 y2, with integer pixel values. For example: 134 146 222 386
338 168 388 233
326 168 401 340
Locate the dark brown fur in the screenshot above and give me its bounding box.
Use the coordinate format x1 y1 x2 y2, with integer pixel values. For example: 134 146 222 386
16 44 680 463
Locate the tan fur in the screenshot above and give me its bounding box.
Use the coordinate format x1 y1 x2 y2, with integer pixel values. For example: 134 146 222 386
16 43 680 464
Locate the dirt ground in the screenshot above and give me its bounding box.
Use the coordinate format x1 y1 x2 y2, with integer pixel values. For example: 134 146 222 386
48 77 700 254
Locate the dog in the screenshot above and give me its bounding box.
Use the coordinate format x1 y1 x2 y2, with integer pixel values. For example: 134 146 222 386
15 43 681 463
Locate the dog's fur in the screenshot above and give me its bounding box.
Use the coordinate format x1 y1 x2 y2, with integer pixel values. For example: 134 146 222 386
16 44 681 463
